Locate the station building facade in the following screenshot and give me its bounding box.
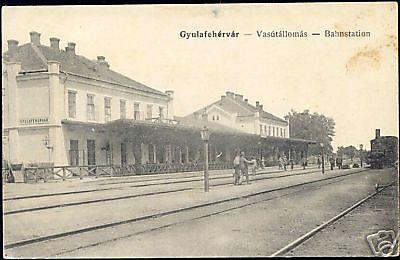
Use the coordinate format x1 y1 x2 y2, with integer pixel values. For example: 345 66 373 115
2 31 175 167
2 31 313 173
185 91 290 139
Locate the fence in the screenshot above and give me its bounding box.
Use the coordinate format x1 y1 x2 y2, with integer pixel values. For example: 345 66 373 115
3 161 234 183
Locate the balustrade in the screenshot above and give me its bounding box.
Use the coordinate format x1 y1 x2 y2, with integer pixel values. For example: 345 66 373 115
2 161 233 183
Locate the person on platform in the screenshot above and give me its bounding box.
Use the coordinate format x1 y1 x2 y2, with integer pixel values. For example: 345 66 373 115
336 157 342 170
290 157 294 170
329 155 335 170
233 152 241 185
302 155 307 170
317 156 321 168
248 156 257 177
239 151 252 185
282 154 288 171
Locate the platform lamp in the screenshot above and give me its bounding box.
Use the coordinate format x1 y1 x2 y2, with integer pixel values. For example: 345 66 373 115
201 126 210 192
359 144 364 167
43 135 53 164
320 142 325 174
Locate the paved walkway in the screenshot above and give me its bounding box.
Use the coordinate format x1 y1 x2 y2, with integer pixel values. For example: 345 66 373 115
5 167 368 253
2 165 311 199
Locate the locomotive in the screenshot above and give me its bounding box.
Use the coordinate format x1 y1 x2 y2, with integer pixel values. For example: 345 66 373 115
368 129 398 169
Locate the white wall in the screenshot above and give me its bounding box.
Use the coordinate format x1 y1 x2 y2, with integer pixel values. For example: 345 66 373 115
63 78 170 124
17 78 50 120
206 106 233 126
18 128 49 164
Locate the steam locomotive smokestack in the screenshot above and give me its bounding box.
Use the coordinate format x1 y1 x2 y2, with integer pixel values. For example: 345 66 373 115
375 129 381 139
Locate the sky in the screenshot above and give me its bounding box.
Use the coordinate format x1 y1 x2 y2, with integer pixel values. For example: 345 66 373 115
2 3 398 151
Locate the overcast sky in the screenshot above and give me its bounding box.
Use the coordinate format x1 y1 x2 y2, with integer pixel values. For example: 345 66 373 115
2 3 398 150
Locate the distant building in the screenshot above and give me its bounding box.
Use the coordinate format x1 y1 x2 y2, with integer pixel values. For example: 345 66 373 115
2 31 174 166
184 91 289 138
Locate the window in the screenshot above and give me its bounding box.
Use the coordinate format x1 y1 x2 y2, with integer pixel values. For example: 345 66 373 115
159 106 164 119
134 103 140 120
217 115 219 120
146 104 153 119
212 115 215 121
87 94 95 121
280 128 283 137
259 124 263 135
264 125 267 133
269 126 271 136
68 91 77 118
273 127 275 136
69 140 79 166
283 129 286 138
120 100 126 119
104 97 111 122
87 139 96 166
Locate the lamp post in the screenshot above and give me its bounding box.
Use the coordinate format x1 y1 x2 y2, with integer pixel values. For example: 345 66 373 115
201 126 210 192
43 135 53 162
320 142 325 174
359 144 363 167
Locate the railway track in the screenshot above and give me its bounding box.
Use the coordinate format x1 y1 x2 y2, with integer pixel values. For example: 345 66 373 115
4 167 323 215
4 167 370 254
270 181 395 256
4 166 309 201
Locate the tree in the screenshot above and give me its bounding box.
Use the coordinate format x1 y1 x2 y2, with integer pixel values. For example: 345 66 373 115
338 145 358 161
285 109 335 155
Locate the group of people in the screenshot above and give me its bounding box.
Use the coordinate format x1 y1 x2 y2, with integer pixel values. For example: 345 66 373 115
232 151 257 185
317 155 343 170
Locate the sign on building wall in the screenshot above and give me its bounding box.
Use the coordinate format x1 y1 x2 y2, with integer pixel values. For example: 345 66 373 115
19 117 49 125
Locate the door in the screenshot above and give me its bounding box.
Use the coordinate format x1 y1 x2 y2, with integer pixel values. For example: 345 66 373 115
69 140 79 166
87 139 96 166
121 142 127 165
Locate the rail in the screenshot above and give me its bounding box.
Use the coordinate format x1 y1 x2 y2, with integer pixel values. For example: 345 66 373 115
4 162 234 183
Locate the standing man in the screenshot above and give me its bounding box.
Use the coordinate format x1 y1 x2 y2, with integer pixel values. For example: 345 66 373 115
290 157 294 170
337 156 342 170
233 151 241 185
239 151 251 185
317 156 321 168
329 155 335 170
282 153 288 171
301 153 307 170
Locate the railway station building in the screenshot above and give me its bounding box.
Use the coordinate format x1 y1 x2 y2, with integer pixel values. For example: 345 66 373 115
185 91 290 139
2 31 176 167
2 31 314 178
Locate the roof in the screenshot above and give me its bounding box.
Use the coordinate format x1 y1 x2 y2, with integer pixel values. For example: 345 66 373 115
174 116 247 135
3 43 167 96
187 95 287 124
61 118 314 144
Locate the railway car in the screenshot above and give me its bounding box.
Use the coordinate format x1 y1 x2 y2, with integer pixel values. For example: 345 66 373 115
369 129 398 169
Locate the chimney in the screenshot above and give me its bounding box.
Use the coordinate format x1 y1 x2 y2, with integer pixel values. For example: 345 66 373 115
165 90 174 99
375 129 381 139
234 94 243 102
29 31 41 45
97 55 110 68
50 37 60 51
7 40 19 52
97 55 105 62
226 91 234 98
244 98 248 103
221 95 226 100
67 42 76 54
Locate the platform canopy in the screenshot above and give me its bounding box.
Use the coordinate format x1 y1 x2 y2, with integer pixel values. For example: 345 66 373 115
61 118 315 149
